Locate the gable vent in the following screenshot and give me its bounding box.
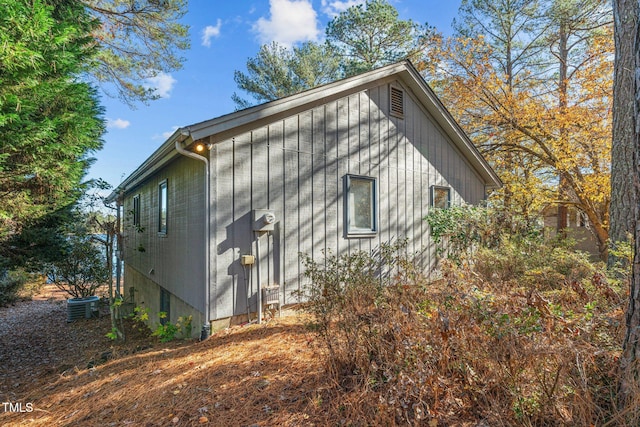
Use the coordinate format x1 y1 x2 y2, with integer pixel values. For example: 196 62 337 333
390 86 404 118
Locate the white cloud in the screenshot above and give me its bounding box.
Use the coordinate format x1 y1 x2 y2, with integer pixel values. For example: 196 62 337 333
106 118 131 130
153 126 180 141
321 0 365 17
201 19 222 47
253 0 319 47
145 72 177 98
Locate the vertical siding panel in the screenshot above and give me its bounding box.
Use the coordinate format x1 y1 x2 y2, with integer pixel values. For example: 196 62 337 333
348 93 360 174
283 117 299 304
379 85 391 247
214 140 235 318
347 94 360 253
325 101 339 261
403 97 413 257
298 111 313 296
268 122 284 291
409 100 421 262
359 91 372 254
368 87 382 253
401 104 409 248
232 133 252 318
337 97 348 254
252 127 271 295
399 94 408 249
426 119 437 271
360 91 371 175
414 109 426 269
312 106 327 261
389 115 400 244
208 141 217 320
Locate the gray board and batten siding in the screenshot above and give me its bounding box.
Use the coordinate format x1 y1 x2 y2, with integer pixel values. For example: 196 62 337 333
121 156 206 314
209 82 488 320
110 60 501 327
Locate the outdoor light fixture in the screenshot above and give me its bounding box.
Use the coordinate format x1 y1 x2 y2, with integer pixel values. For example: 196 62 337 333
193 142 212 153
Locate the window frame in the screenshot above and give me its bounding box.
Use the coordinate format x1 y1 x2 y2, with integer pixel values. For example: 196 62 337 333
430 185 451 209
344 174 378 238
158 179 168 235
132 194 141 227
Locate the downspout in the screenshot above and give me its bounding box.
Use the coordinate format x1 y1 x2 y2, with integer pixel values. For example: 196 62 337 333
115 194 122 296
174 129 211 340
255 231 262 324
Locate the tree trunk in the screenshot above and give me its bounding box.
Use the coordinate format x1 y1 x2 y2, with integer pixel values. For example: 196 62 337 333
619 0 640 408
557 19 569 236
610 0 637 268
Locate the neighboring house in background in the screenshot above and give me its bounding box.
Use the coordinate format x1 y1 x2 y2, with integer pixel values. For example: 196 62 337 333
542 203 600 259
107 61 501 338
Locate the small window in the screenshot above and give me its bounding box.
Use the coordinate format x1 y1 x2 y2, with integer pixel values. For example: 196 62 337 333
578 210 588 228
158 180 168 234
390 86 404 118
431 186 451 209
160 288 170 326
132 195 140 226
344 175 377 236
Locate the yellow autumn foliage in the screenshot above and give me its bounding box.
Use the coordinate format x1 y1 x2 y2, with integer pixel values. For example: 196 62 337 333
423 24 612 256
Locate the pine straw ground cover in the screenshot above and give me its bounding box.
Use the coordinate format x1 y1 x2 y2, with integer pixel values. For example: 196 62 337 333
0 300 332 426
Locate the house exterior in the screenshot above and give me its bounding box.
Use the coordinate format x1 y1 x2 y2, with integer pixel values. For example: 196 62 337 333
542 203 600 259
107 61 501 337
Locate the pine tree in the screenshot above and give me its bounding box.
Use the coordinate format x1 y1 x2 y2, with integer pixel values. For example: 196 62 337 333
0 0 104 257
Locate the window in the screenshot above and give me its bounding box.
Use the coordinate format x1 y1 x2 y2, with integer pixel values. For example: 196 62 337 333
431 186 451 209
158 180 168 234
578 210 588 228
132 195 140 226
390 86 404 118
344 175 377 236
160 288 170 326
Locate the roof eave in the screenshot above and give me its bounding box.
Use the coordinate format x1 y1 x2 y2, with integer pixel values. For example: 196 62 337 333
105 128 191 203
107 60 501 202
398 64 502 189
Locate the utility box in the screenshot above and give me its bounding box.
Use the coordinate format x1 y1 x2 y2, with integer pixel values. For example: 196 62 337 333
241 254 255 266
252 209 276 232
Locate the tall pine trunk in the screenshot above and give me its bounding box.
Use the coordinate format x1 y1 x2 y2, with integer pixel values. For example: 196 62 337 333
619 0 640 410
610 0 637 268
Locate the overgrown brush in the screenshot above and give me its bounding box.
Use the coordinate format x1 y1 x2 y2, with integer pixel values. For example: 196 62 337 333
473 236 596 289
300 241 629 425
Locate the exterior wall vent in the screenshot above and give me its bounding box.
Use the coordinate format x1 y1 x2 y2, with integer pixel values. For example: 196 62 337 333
390 86 404 118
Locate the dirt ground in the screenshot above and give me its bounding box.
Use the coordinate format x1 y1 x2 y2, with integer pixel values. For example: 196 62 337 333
0 286 330 426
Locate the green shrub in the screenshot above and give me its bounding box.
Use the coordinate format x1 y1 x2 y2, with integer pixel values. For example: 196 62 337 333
425 204 540 264
0 269 28 306
45 234 109 298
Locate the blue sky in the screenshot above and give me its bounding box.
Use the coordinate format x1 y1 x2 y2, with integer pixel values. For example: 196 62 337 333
90 0 462 189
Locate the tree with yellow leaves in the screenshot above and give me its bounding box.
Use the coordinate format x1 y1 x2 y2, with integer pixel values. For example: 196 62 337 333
424 0 612 258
